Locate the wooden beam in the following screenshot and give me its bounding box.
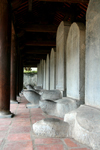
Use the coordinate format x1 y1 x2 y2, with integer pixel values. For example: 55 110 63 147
25 49 51 54
22 25 57 33
23 56 46 60
35 0 89 3
23 60 40 62
23 65 37 67
26 41 56 46
23 62 38 66
24 54 47 57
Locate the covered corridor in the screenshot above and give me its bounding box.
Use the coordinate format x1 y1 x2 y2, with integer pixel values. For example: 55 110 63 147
0 0 100 149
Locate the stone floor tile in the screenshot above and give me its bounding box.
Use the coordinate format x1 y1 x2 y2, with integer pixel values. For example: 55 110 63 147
70 148 91 150
0 132 6 140
32 119 38 124
7 133 31 141
16 112 30 115
31 116 45 120
34 138 62 145
10 104 17 106
64 138 79 148
4 141 33 150
35 143 64 150
0 126 9 131
9 126 31 133
11 121 30 127
16 110 29 113
0 140 3 145
0 120 12 126
14 115 30 119
13 118 30 122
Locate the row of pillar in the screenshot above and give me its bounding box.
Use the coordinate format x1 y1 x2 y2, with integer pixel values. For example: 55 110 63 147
0 1 23 118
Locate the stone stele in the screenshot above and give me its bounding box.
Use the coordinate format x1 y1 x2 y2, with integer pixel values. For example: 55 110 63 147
45 54 50 90
66 22 85 103
85 0 100 109
50 48 56 90
56 21 71 96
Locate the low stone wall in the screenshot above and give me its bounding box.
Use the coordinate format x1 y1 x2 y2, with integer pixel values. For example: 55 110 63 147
23 73 37 88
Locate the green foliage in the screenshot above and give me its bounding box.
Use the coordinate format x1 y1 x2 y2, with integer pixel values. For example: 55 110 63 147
24 70 37 74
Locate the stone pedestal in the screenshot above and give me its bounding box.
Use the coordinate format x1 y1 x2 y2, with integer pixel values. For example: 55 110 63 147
33 118 69 138
0 0 13 118
56 21 71 96
50 48 56 90
64 105 100 150
45 54 50 90
23 90 40 105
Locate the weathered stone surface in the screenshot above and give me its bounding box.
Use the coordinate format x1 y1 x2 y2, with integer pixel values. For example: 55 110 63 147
56 21 71 96
39 97 81 118
39 100 57 115
66 22 85 102
34 86 43 90
33 118 69 137
64 105 100 150
85 0 100 109
40 90 62 101
26 84 34 90
23 90 40 104
25 85 43 96
50 48 56 90
45 54 50 90
23 74 37 88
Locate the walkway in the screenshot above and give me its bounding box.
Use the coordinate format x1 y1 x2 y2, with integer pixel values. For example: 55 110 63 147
0 96 92 150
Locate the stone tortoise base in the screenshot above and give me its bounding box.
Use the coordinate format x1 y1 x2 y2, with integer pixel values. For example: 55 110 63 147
64 105 100 150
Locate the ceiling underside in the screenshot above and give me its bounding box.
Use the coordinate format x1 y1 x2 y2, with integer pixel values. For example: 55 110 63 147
10 0 89 67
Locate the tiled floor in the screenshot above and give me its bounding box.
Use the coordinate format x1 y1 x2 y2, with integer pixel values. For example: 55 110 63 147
0 96 92 150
